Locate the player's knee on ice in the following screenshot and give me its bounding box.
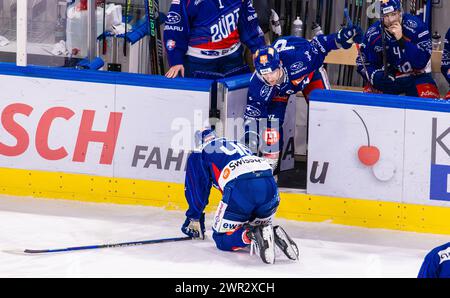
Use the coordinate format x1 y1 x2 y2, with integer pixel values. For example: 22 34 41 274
212 228 250 252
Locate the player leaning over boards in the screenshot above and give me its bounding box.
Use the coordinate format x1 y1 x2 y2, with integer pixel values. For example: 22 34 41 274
441 28 450 100
180 129 299 264
356 0 440 98
243 20 363 173
164 0 265 78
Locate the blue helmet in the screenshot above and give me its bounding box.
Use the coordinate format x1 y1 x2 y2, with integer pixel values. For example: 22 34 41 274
254 46 281 75
194 128 217 148
380 0 401 15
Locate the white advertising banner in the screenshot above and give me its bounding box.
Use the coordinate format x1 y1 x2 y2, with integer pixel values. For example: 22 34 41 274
307 101 405 202
403 109 450 206
0 74 211 184
308 90 450 207
0 74 116 177
114 84 210 183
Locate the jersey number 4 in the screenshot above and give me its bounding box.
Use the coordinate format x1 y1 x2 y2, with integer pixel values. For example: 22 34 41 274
393 46 413 73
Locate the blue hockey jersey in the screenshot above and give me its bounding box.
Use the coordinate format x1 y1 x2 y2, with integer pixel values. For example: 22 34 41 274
441 28 450 85
184 137 272 219
418 242 450 278
163 0 265 67
245 35 337 119
357 14 432 82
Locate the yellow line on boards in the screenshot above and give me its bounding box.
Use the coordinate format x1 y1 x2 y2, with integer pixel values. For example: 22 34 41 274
0 167 449 235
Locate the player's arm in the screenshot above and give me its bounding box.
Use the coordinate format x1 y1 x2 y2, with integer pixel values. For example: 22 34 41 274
238 0 266 54
357 27 396 91
304 23 363 74
163 0 189 78
243 74 274 153
244 74 272 122
356 29 380 80
182 151 212 239
184 152 212 219
398 21 432 70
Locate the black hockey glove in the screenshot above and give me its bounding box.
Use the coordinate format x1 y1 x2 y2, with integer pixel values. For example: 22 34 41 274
181 213 205 240
336 25 364 49
371 69 396 91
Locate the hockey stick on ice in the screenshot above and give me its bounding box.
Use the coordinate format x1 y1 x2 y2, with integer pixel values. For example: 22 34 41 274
6 236 192 255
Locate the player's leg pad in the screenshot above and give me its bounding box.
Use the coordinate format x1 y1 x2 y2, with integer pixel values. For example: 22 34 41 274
248 224 275 264
212 227 249 252
273 225 299 261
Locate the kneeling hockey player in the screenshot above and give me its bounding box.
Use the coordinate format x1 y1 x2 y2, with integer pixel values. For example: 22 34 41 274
181 129 299 264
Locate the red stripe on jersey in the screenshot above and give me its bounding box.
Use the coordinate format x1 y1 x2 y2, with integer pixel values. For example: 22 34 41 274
193 30 240 50
371 34 382 46
302 74 326 102
272 96 289 103
211 163 222 185
291 72 315 87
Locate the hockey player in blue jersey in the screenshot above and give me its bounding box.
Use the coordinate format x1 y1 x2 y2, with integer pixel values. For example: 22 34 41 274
243 23 364 171
180 129 299 264
418 242 450 278
164 0 265 78
441 28 450 100
356 0 440 99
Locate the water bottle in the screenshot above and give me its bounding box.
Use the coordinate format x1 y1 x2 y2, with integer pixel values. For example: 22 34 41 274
432 31 442 51
291 17 303 37
311 22 323 37
66 1 106 57
54 2 67 43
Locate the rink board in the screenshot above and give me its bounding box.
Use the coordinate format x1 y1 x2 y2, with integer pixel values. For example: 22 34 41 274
308 90 450 207
0 63 212 184
0 64 449 235
1 166 450 235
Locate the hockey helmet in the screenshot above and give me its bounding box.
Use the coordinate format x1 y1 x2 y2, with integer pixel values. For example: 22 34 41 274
254 46 281 75
194 128 217 148
380 0 402 15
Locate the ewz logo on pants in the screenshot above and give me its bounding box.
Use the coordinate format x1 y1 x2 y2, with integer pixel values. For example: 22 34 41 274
430 118 450 201
212 201 245 233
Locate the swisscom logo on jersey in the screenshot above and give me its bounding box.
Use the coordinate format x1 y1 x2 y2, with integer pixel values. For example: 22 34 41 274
430 118 450 202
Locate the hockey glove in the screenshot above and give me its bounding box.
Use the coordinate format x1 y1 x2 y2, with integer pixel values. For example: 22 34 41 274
181 213 206 240
371 69 396 92
336 25 364 49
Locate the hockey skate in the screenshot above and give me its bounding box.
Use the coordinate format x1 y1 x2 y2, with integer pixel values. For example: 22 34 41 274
273 225 299 261
248 224 276 264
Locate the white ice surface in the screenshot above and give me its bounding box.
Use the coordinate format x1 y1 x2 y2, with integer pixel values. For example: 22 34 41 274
0 195 449 278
